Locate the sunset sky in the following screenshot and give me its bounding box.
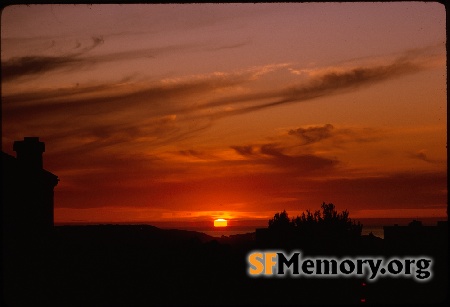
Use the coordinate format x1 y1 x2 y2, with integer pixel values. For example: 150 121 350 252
1 3 447 225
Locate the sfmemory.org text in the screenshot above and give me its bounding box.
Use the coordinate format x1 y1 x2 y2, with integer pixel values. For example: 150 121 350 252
247 250 432 282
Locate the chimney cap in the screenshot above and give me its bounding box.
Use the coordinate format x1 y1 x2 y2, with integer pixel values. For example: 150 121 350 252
13 136 46 169
13 137 45 152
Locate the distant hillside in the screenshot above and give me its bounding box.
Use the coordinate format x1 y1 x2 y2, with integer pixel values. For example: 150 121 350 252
54 224 217 245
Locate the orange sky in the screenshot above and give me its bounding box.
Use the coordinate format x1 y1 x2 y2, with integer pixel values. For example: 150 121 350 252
1 3 447 225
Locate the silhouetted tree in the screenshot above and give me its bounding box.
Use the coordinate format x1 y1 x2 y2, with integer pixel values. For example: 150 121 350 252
268 210 292 231
294 203 362 238
269 203 362 239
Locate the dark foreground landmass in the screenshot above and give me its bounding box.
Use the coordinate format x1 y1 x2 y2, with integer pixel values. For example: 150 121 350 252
2 224 448 306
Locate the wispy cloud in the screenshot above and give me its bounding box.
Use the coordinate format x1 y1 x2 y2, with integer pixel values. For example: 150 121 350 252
231 145 254 156
3 47 438 116
1 35 202 82
206 39 251 51
287 124 382 147
2 55 81 82
204 52 437 119
2 47 442 184
409 150 444 165
1 36 104 81
231 142 338 174
288 124 334 145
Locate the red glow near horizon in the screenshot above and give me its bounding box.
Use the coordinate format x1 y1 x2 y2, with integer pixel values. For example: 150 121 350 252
2 4 447 225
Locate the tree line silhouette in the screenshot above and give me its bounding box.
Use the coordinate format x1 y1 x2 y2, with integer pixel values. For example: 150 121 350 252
2 138 447 305
260 203 364 252
269 202 362 237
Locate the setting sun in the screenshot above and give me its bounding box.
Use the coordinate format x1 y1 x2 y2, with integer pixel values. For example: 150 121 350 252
214 219 227 227
2 4 446 226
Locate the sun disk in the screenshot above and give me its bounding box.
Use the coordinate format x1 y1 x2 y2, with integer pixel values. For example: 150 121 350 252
214 218 227 227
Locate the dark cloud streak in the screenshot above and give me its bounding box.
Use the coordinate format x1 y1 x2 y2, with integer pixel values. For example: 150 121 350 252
1 36 104 82
289 124 334 145
1 55 81 82
1 36 201 82
207 40 251 51
207 57 426 119
287 124 382 146
2 49 436 158
409 151 443 165
232 143 337 173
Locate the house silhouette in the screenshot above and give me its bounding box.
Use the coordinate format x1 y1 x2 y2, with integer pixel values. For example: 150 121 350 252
2 137 59 237
383 220 448 252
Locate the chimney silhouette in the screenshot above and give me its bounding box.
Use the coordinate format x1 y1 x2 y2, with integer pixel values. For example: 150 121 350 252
13 137 45 169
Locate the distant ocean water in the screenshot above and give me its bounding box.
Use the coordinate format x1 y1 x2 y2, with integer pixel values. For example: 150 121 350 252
167 217 447 240
57 217 446 241
163 225 386 238
361 226 384 239
163 226 258 238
